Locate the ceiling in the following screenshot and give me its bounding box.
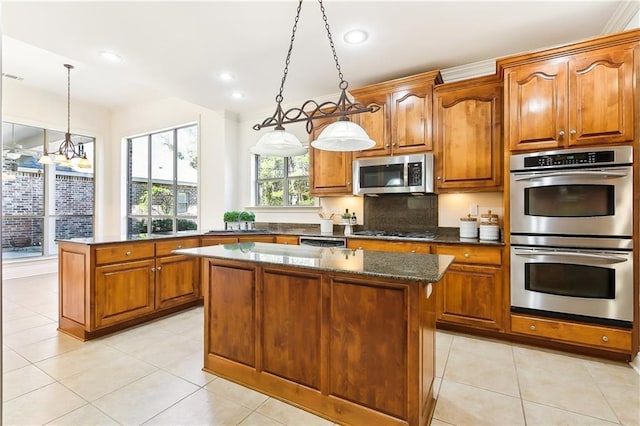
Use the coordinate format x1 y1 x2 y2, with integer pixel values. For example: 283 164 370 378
1 1 636 119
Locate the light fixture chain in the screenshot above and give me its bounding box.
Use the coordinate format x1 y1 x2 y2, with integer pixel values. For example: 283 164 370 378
277 0 304 102
67 64 71 134
318 0 344 85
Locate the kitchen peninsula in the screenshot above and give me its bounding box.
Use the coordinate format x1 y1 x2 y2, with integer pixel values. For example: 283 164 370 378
175 242 454 426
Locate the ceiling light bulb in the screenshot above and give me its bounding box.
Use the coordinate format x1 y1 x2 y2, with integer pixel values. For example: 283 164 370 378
344 29 368 45
219 72 234 82
231 91 245 100
99 50 122 62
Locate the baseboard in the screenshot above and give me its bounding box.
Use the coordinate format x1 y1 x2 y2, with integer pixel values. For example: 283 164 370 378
2 257 57 280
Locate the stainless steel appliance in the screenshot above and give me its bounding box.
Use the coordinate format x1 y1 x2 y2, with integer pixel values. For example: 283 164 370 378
510 145 633 238
299 236 346 247
352 230 437 240
509 146 633 327
353 154 434 195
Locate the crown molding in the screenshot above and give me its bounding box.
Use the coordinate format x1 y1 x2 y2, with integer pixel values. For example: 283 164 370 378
439 59 497 83
602 1 640 33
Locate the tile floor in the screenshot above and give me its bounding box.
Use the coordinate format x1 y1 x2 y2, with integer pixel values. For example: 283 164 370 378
2 272 639 426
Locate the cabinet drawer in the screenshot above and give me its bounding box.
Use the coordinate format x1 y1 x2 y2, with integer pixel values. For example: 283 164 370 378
511 314 632 352
347 238 431 253
434 245 501 265
155 238 201 257
275 235 300 245
95 243 155 265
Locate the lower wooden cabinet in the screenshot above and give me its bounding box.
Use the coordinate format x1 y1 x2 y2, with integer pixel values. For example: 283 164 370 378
347 238 431 253
433 245 503 331
95 259 156 328
511 314 632 353
155 254 200 309
274 235 299 245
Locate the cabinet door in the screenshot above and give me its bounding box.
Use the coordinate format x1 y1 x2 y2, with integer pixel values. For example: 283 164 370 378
569 43 636 147
95 259 155 328
309 118 353 195
505 59 568 151
352 91 391 158
435 80 502 191
436 263 503 330
155 254 199 309
392 85 434 153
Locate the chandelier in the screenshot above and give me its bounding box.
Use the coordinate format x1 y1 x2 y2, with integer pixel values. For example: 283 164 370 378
38 64 91 168
251 0 379 157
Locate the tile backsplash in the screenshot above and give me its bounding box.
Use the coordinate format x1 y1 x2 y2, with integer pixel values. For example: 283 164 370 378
364 194 438 232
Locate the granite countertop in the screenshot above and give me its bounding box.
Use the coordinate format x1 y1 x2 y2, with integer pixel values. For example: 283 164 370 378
58 226 504 246
175 242 455 283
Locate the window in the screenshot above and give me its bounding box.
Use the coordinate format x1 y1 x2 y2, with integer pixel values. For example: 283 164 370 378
127 124 198 234
1 122 95 259
255 153 313 206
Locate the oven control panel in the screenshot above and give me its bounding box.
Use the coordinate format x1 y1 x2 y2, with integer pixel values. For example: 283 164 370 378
523 150 614 168
510 146 632 171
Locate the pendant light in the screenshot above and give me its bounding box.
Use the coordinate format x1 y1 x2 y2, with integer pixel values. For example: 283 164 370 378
38 64 91 168
252 0 379 156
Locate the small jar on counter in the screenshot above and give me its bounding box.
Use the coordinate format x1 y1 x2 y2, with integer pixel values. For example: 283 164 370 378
459 214 478 239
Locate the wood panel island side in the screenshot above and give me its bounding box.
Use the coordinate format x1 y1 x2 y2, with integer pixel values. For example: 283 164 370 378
175 242 454 426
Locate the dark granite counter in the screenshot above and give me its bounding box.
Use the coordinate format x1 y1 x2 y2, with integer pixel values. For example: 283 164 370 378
175 242 455 283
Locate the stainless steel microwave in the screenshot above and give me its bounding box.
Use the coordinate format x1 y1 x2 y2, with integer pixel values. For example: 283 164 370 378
353 154 434 195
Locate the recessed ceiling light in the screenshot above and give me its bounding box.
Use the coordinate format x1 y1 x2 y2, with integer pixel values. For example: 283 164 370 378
231 91 245 100
344 29 368 45
98 50 122 62
219 72 234 82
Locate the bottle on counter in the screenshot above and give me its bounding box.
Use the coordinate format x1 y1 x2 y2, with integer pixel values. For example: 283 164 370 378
351 212 357 225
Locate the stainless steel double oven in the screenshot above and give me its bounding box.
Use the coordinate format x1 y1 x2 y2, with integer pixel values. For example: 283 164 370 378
509 145 633 327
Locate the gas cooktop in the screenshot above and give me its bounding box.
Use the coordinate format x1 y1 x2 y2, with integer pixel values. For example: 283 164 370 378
352 230 437 240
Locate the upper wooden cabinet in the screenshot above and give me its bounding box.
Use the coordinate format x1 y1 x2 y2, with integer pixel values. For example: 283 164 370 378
500 32 639 152
309 117 353 196
434 76 502 192
350 70 443 157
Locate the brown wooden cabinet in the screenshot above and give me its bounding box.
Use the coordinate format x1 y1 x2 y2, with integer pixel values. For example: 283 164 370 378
309 117 353 195
501 38 638 152
347 237 431 254
433 244 503 331
434 76 502 191
59 237 203 340
511 314 632 353
274 234 299 245
350 70 443 157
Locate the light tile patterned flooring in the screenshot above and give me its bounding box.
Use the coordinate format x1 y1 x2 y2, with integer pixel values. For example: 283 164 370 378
2 273 639 425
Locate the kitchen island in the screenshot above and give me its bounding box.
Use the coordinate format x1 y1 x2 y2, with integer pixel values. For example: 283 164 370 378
175 242 454 426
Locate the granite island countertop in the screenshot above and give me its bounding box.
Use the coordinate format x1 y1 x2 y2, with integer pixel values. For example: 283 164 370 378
175 242 455 283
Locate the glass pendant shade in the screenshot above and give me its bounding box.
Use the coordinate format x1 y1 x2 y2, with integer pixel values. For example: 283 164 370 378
311 120 376 152
250 129 307 157
77 157 92 169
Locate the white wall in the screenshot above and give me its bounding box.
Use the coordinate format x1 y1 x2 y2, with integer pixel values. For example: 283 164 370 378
110 98 232 233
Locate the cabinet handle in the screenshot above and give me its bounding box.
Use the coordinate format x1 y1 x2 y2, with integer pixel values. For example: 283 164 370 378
570 129 577 135
411 250 416 253
436 176 442 180
157 266 162 271
177 245 183 249
347 181 351 185
464 253 470 258
385 143 390 148
529 324 536 331
392 143 397 147
125 251 132 256
558 130 565 137
151 267 156 272
601 335 609 342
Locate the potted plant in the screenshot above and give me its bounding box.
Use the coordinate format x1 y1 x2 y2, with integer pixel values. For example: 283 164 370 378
239 211 256 230
223 211 240 230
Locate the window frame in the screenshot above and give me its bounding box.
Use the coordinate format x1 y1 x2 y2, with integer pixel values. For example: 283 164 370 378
254 153 312 207
126 123 198 235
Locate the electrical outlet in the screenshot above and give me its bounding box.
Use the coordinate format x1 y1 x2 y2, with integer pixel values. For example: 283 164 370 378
469 204 478 216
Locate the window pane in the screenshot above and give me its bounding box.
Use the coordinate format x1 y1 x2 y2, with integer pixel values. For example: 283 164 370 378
152 218 174 233
55 216 93 240
288 153 309 177
2 218 44 259
177 218 198 231
257 180 284 206
177 126 198 216
258 156 284 179
128 217 147 235
288 178 313 206
129 136 149 215
2 160 44 216
151 131 174 215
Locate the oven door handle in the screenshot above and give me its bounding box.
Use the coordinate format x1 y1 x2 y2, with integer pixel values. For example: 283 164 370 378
514 250 628 264
513 170 628 181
